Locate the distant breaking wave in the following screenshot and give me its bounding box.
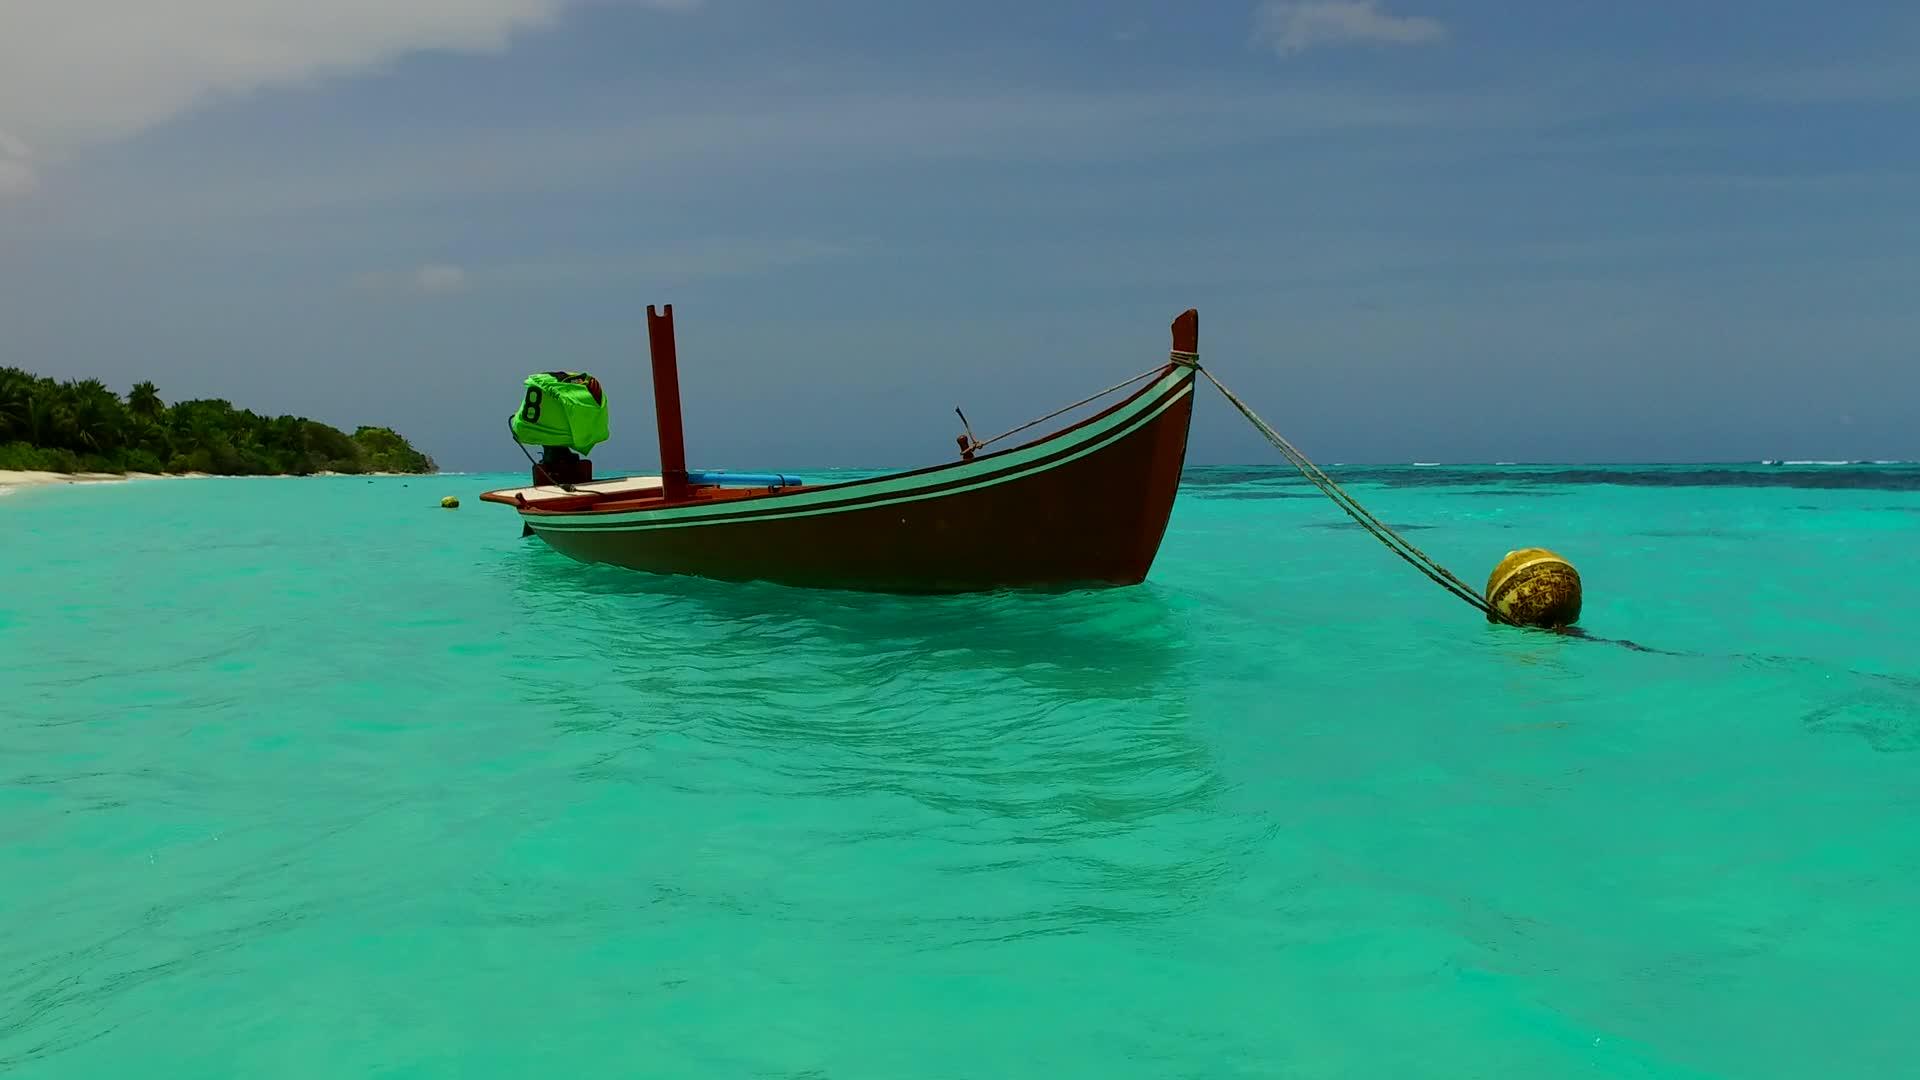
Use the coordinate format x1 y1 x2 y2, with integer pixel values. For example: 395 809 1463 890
1180 462 1920 493
1760 460 1914 467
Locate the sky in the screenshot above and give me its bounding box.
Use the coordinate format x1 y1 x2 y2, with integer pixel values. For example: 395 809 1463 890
2 0 1917 470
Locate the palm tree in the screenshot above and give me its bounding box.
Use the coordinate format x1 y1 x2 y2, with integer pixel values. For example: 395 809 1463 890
23 393 55 447
128 381 163 420
61 378 128 455
0 367 35 442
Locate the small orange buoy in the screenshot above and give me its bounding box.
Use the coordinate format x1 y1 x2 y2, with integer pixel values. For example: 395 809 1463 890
1485 547 1581 628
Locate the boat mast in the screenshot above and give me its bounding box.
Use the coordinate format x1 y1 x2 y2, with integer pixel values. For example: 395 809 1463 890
645 303 690 502
1171 307 1197 357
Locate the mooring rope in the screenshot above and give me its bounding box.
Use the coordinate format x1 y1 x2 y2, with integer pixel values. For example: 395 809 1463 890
1192 364 1521 626
961 357 1507 625
961 366 1167 456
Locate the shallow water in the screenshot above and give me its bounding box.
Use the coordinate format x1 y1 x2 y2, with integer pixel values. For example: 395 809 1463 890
4 465 1919 1077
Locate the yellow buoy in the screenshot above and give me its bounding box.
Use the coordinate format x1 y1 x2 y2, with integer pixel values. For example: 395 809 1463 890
1485 547 1581 628
441 496 460 509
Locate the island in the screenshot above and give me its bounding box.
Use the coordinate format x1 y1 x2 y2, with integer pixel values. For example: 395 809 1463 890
0 368 436 477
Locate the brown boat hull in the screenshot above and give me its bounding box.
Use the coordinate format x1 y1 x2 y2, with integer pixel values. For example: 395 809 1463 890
517 365 1195 593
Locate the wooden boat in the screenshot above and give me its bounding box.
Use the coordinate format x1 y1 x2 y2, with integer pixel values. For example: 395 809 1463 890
479 304 1199 593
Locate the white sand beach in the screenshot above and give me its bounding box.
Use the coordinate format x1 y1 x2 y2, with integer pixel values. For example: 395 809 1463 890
0 471 203 496
0 470 426 497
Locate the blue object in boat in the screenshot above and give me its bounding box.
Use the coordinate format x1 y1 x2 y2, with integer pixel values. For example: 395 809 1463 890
686 470 803 488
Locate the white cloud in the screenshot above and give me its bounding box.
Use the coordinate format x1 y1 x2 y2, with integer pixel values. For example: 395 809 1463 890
487 237 869 285
1720 61 1920 106
1254 1 1446 55
0 131 35 197
112 83 1515 223
0 1 696 165
354 263 469 295
412 264 469 294
345 240 862 296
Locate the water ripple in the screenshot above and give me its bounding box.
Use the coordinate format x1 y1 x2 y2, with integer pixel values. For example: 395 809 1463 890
4 471 1920 1076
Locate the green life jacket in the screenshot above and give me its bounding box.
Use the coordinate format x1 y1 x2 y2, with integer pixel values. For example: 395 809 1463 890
510 372 610 454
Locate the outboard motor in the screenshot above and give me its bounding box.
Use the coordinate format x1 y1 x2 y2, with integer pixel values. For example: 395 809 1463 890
510 371 609 488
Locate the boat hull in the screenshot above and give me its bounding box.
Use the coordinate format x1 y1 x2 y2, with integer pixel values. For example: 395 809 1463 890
518 365 1195 593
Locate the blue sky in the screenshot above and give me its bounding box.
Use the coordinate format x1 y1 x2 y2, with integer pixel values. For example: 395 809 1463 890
2 0 1917 469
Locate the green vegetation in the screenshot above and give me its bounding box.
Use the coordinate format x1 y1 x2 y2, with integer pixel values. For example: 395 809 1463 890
0 368 436 476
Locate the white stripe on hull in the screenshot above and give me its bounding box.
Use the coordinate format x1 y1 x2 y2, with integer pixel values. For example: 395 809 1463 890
526 368 1194 534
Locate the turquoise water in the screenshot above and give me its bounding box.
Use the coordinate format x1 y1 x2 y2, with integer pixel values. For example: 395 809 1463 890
5 465 1919 1077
